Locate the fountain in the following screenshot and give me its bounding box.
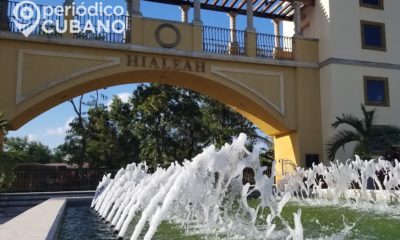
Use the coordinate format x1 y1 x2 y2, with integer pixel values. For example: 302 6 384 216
90 133 400 240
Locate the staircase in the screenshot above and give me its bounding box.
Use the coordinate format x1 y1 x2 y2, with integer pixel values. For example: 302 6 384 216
0 191 95 224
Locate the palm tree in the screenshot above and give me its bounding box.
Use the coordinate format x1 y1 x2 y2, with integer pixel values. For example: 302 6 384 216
326 104 400 161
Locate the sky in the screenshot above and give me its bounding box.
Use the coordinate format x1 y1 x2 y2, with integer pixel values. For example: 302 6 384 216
8 0 276 149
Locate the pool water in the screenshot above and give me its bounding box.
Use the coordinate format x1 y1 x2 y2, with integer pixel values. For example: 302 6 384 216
57 200 400 240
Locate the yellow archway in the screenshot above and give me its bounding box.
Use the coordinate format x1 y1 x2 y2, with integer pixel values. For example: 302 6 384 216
0 34 323 178
8 70 289 136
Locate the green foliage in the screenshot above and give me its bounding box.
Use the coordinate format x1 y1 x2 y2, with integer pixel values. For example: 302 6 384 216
0 136 60 188
59 84 272 169
326 104 400 160
0 112 8 135
0 153 16 190
4 137 55 164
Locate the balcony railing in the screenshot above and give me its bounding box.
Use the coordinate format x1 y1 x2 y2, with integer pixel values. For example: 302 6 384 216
2 1 130 43
73 14 131 43
257 33 293 60
203 25 246 55
1 1 293 60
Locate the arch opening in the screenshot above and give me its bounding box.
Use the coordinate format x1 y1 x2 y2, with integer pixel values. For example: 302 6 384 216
8 70 291 136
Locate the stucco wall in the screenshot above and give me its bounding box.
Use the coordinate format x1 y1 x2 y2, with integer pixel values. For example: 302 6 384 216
283 0 400 161
320 64 400 161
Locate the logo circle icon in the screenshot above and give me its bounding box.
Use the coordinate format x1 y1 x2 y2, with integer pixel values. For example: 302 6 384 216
155 23 181 49
20 6 35 20
12 1 41 37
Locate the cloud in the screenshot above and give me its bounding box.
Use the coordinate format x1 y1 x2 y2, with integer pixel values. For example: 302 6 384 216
107 92 131 109
44 117 74 137
27 134 38 142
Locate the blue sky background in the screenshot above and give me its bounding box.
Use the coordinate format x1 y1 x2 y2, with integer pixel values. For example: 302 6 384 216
8 0 276 149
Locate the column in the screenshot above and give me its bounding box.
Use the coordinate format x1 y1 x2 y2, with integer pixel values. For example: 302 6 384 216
130 0 143 44
293 1 302 36
193 0 202 25
273 19 281 48
228 12 238 54
0 0 10 31
246 0 255 31
272 19 283 59
192 0 202 51
245 0 257 57
132 0 142 16
180 5 190 23
63 0 74 5
63 0 74 38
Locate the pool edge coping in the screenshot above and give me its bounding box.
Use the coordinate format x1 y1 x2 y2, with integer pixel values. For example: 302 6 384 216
0 196 93 240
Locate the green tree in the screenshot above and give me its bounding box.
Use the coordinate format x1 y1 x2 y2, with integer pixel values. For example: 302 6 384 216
0 153 15 190
86 106 122 169
0 112 8 152
61 92 108 168
201 98 270 148
58 84 272 170
326 104 400 160
0 112 14 189
109 96 140 165
130 84 178 167
129 83 271 167
59 117 88 167
0 112 7 136
4 137 54 164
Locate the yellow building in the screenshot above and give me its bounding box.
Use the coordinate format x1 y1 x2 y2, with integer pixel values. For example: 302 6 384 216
0 0 327 178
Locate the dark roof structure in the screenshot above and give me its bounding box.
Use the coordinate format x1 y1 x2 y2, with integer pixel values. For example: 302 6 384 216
144 0 314 21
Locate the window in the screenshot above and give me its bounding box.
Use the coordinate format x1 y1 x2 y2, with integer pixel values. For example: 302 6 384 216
364 76 389 106
305 154 319 169
361 21 386 51
360 0 384 9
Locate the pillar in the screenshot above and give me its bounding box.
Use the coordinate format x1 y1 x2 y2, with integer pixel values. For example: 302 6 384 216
293 1 302 36
63 0 74 38
0 0 9 31
192 0 202 51
228 12 238 54
193 0 202 25
130 0 143 45
180 5 190 23
273 19 281 48
246 0 255 31
244 0 256 57
132 0 142 16
272 19 282 59
126 0 142 43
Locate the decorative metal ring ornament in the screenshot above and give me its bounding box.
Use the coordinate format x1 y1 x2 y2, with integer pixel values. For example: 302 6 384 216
155 23 181 48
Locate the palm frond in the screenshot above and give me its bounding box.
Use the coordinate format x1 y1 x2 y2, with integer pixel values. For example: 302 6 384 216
361 104 376 131
331 113 365 135
326 129 361 161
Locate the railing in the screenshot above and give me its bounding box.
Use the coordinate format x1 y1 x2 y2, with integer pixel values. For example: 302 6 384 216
73 13 131 43
203 26 246 55
257 33 293 60
280 159 297 176
1 1 130 43
1 1 294 59
4 1 63 37
0 169 118 193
